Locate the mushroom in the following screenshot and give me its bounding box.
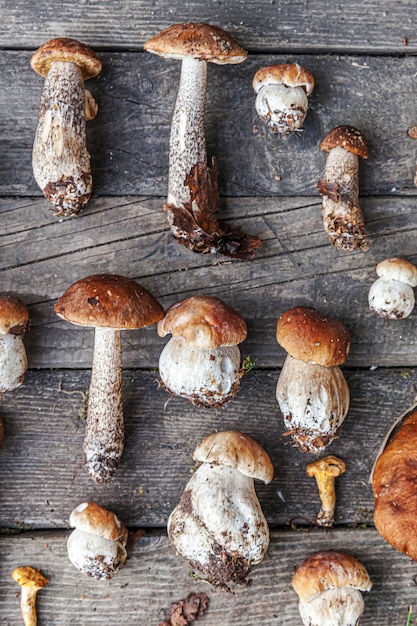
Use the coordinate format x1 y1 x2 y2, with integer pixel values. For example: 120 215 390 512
11 566 48 626
144 23 261 260
276 306 351 453
0 294 29 395
306 455 346 526
67 501 128 580
168 430 274 588
252 63 314 135
292 551 372 626
368 257 417 319
31 38 102 217
318 125 369 252
54 274 164 483
157 295 247 407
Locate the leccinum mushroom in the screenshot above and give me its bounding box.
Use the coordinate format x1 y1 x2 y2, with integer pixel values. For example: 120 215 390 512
144 23 261 259
276 306 351 453
318 125 369 251
67 501 128 580
158 295 247 407
252 63 314 135
54 274 164 482
368 257 417 319
31 38 102 216
292 552 372 626
168 431 274 588
0 295 29 395
306 455 346 527
11 566 48 626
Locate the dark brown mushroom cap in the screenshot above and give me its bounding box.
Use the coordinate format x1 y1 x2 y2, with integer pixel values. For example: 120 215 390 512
320 125 369 158
31 38 102 79
253 63 315 96
193 430 274 484
373 410 417 561
157 295 247 349
292 551 372 603
69 501 128 545
276 306 350 366
0 294 29 336
54 274 164 330
144 23 248 64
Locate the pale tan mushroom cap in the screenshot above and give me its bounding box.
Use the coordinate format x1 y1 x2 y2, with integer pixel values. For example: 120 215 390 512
292 551 372 603
69 502 128 545
55 274 164 330
306 455 347 479
193 430 274 484
157 295 247 349
252 63 315 96
11 566 48 590
320 125 369 158
144 22 248 64
0 295 29 336
376 257 417 287
31 37 102 79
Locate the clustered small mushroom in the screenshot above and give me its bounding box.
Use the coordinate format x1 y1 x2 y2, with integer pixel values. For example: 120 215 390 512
168 431 274 588
0 294 30 395
276 306 351 452
54 274 164 483
31 38 102 216
11 566 48 626
368 257 417 319
157 295 247 407
252 63 315 135
292 551 372 626
67 501 128 580
318 125 369 252
306 455 347 527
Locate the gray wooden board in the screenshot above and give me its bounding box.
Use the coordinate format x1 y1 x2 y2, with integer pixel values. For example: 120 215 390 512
0 367 416 529
0 528 416 625
1 0 417 54
1 52 417 197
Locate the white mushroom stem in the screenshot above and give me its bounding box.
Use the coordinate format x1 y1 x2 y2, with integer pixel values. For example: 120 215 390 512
255 84 309 134
0 334 28 394
298 587 365 626
32 60 93 216
368 277 415 319
167 56 207 208
84 327 123 483
19 586 41 626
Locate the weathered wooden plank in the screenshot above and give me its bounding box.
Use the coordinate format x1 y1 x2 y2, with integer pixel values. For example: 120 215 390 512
0 528 415 625
0 367 415 529
1 52 417 197
1 0 417 54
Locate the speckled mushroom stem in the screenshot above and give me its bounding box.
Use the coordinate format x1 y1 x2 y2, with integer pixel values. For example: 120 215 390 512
84 327 123 483
32 61 93 217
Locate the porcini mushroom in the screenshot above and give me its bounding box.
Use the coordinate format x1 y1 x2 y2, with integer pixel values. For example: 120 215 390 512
368 257 417 319
157 295 247 407
54 274 164 482
11 566 48 626
31 38 102 216
252 63 314 135
168 431 274 588
318 125 369 251
144 23 261 259
292 551 372 626
276 306 351 453
306 455 346 526
0 294 29 395
67 501 128 580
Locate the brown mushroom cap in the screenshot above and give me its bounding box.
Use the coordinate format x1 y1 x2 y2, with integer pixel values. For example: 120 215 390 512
157 295 247 349
292 551 372 603
376 257 417 287
276 306 350 367
11 566 48 590
252 63 315 96
69 501 128 545
193 430 274 484
31 38 102 79
0 295 29 336
144 22 248 64
54 274 164 330
320 125 369 158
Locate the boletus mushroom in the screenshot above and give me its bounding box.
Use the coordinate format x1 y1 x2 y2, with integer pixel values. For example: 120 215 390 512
144 23 261 260
292 551 372 626
54 274 164 482
168 431 274 588
368 257 417 319
157 295 247 407
31 38 102 216
276 306 351 453
0 294 29 395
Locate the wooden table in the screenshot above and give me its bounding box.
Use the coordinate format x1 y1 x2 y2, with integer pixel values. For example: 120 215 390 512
1 1 417 623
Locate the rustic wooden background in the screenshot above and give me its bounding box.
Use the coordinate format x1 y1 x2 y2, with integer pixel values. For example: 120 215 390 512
1 1 417 624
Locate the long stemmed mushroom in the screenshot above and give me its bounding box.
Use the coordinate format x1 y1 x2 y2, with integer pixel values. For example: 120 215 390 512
55 274 164 483
11 566 48 626
31 38 102 216
144 23 261 259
